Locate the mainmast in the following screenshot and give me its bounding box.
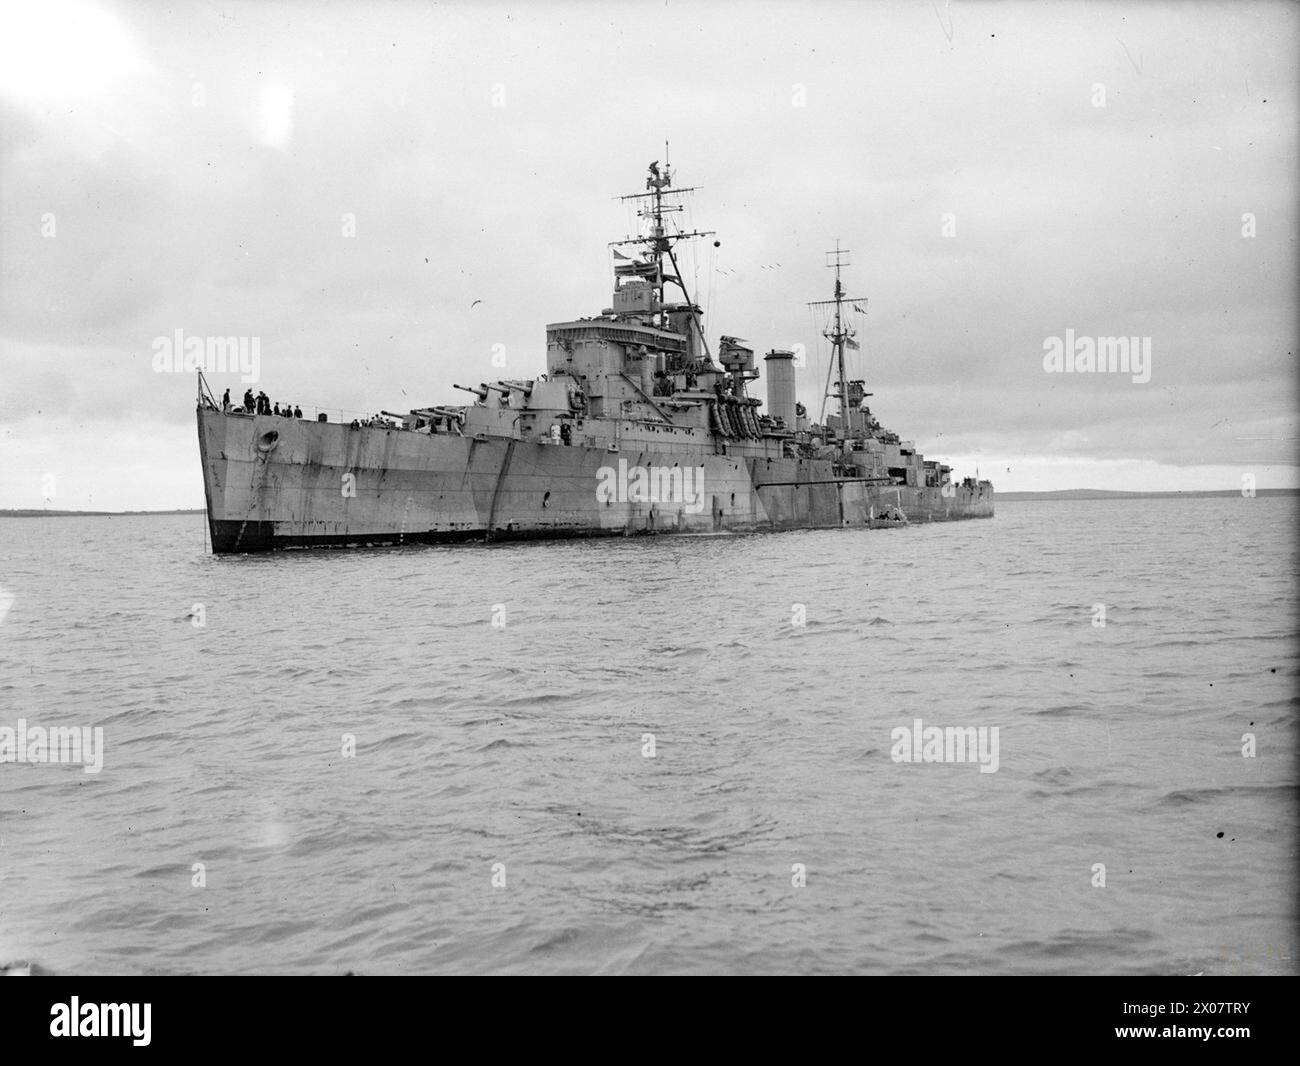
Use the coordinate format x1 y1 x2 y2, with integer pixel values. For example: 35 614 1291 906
808 243 868 443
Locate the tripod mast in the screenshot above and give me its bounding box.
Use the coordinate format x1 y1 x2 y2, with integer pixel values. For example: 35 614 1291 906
808 242 868 444
612 153 715 353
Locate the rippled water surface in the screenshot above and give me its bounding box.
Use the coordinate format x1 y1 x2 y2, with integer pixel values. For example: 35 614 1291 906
0 497 1295 974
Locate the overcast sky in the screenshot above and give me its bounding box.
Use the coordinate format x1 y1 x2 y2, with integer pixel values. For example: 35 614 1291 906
1 0 1296 510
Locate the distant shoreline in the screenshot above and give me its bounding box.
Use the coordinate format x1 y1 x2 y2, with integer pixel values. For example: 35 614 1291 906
994 489 1296 501
0 509 207 517
1 489 1294 517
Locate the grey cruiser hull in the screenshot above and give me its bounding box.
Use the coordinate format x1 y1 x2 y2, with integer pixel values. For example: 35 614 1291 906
198 409 993 553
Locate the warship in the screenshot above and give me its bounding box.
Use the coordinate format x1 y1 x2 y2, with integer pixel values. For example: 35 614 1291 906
196 161 993 553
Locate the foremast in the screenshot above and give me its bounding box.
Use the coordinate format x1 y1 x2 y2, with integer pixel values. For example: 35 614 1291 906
612 151 716 359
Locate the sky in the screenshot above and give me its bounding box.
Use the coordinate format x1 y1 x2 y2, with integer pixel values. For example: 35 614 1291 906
0 0 1296 510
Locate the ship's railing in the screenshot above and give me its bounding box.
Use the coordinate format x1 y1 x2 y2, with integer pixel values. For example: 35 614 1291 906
216 398 461 430
197 372 466 429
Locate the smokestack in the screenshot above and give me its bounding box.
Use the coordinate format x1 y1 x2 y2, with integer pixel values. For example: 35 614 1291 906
763 349 796 429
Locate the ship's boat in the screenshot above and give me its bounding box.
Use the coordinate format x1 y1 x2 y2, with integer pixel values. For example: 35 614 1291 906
195 160 993 552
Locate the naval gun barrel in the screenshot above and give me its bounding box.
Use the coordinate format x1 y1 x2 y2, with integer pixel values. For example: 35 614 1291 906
453 383 489 401
384 407 465 431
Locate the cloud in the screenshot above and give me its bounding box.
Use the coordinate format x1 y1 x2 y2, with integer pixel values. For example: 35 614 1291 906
0 0 1296 510
256 83 294 151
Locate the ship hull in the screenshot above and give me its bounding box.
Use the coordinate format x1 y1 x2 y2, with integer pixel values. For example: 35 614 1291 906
198 409 993 553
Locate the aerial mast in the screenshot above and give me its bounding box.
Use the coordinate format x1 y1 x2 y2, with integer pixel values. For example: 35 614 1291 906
808 243 868 446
